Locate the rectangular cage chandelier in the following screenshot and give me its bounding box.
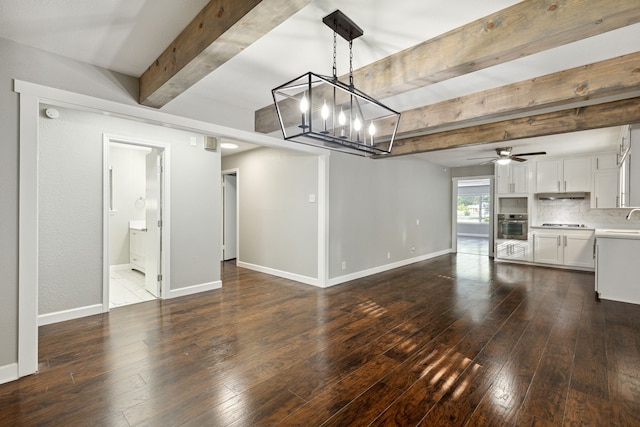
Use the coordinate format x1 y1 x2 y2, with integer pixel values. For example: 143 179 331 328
271 10 401 157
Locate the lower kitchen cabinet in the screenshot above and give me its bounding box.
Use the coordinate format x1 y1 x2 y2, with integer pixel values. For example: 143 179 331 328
595 235 640 305
496 239 530 261
533 229 594 268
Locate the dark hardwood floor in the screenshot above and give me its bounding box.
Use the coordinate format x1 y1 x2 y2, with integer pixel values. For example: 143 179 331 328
2 254 640 426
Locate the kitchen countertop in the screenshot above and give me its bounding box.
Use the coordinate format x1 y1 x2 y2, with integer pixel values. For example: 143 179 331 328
595 228 640 239
530 225 594 231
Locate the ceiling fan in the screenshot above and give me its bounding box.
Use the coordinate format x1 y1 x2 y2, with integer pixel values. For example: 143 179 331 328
468 147 547 165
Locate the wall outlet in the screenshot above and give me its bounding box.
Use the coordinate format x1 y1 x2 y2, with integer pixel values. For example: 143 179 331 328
416 219 420 225
410 246 416 253
341 260 347 270
387 252 391 259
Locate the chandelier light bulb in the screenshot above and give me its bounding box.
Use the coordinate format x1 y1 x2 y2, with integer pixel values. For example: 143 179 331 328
338 108 346 126
300 93 309 113
299 93 309 129
321 101 329 120
321 101 330 133
368 122 376 145
353 116 362 131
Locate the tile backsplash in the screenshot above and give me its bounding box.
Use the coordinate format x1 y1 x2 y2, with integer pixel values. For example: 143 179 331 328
535 198 640 226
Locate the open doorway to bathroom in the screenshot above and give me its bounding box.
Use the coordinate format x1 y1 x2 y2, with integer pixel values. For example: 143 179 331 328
106 140 165 308
453 178 493 256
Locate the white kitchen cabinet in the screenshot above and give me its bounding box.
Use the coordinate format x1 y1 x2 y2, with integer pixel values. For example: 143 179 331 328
533 229 594 268
596 235 640 305
532 232 562 265
594 153 618 171
593 169 618 208
130 229 146 273
496 162 528 195
496 239 530 261
564 233 595 268
536 156 591 193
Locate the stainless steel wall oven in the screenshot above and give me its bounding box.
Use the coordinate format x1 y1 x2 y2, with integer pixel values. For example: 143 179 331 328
497 214 528 240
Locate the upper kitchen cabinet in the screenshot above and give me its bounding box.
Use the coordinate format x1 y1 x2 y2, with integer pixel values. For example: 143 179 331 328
535 156 591 193
496 162 528 195
592 152 619 209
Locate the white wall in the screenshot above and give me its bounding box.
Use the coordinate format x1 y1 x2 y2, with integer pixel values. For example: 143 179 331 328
221 147 320 280
38 104 221 315
328 153 452 279
109 145 147 265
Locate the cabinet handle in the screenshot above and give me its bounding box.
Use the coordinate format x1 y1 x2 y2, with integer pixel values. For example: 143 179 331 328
557 236 561 246
564 235 567 247
596 158 599 170
557 181 561 192
564 181 567 192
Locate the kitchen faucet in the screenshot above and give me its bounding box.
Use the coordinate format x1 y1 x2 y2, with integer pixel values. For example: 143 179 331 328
626 208 640 220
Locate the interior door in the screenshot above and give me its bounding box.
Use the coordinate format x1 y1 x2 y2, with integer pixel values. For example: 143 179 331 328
223 174 237 260
145 148 162 297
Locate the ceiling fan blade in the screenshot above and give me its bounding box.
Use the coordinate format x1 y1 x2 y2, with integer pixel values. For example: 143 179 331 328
479 159 496 165
510 156 527 162
467 156 498 160
512 151 546 156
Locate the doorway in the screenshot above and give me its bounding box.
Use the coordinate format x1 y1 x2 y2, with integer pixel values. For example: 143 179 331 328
452 177 493 256
222 170 238 261
105 138 167 308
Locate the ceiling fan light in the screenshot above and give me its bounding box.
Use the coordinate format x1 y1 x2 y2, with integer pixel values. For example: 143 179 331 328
496 157 511 165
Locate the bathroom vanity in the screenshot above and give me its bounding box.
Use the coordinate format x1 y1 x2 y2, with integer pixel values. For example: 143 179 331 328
129 220 146 273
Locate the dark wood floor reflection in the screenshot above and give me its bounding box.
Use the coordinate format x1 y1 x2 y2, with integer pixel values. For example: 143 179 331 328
2 255 640 426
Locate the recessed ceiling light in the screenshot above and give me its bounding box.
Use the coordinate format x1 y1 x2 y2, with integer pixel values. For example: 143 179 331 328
220 142 238 149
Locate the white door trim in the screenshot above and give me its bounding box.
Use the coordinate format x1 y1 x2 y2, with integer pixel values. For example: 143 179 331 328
103 135 171 311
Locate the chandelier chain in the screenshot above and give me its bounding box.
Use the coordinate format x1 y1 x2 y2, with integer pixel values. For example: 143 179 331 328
332 29 337 80
349 39 354 88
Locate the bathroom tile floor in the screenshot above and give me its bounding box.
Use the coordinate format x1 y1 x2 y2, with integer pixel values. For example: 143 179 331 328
109 268 156 308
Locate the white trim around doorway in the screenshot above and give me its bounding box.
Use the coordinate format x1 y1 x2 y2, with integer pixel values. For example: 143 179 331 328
103 135 171 312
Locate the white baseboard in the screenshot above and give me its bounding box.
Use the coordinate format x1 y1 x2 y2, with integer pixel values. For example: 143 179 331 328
0 363 18 385
236 250 452 288
327 249 452 287
109 264 131 271
38 304 104 326
168 281 222 299
236 261 321 287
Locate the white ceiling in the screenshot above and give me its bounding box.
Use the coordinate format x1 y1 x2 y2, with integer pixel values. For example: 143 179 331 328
1 0 636 165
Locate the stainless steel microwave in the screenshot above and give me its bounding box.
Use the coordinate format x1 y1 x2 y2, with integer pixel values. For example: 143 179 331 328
497 213 528 240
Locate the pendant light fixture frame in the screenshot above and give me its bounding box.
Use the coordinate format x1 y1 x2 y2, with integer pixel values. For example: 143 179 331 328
271 10 401 157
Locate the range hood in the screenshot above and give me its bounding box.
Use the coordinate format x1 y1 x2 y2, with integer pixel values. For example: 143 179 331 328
536 192 588 200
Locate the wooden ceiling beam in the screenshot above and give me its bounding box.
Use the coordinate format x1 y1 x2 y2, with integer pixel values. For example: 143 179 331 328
384 97 640 157
139 0 310 108
255 0 640 134
388 51 640 138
